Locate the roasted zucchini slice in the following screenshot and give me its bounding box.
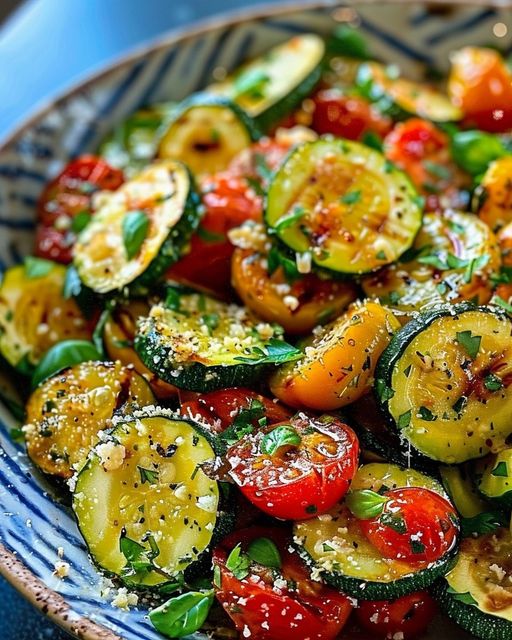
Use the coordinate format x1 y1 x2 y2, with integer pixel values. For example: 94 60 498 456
434 528 512 640
474 156 512 232
158 94 257 176
135 291 288 392
103 301 178 399
375 304 512 464
294 462 455 600
74 160 200 294
362 210 500 321
357 62 462 122
73 411 231 587
439 464 490 519
474 449 512 510
208 34 325 131
0 262 90 370
23 361 154 478
265 139 423 274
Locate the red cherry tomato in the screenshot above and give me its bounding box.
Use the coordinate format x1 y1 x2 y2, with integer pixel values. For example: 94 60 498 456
226 414 359 520
35 155 124 263
180 388 291 434
228 137 291 187
359 487 459 564
166 172 262 297
311 90 392 140
355 591 438 639
384 118 467 211
213 527 353 640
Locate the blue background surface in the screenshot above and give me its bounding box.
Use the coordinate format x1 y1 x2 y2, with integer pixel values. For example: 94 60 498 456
0 1 270 637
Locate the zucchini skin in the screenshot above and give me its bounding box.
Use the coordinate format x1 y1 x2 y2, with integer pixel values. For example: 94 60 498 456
432 579 512 640
135 326 269 393
296 543 458 601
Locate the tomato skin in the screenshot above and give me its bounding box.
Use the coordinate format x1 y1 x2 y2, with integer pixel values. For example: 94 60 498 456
180 388 291 434
359 487 459 564
166 172 262 297
355 591 438 639
35 155 124 263
227 414 359 520
213 527 352 640
449 47 512 133
311 90 392 140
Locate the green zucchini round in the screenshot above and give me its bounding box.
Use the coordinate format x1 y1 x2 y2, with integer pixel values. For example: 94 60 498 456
74 160 201 295
293 462 456 600
265 138 423 275
375 304 512 464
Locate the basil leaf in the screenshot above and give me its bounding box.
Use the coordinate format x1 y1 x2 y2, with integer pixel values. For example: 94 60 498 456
340 190 361 205
346 489 388 519
122 209 149 260
32 340 102 388
451 130 506 175
24 256 54 279
456 330 481 360
221 398 265 446
233 68 270 100
247 537 281 569
380 512 407 534
149 591 214 638
484 373 503 392
491 461 508 477
71 210 92 234
226 544 251 580
273 205 305 233
235 338 302 365
138 466 159 484
260 425 301 456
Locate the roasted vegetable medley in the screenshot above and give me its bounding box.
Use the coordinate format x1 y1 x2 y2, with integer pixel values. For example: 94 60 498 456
4 25 512 640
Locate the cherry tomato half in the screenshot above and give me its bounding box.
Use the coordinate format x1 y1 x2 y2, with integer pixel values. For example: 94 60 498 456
180 388 291 434
166 172 262 298
359 487 459 564
35 155 124 263
311 90 392 140
213 527 353 640
355 591 438 639
226 413 359 520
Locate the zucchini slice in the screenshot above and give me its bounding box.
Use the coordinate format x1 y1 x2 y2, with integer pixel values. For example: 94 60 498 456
74 160 200 294
265 139 423 274
73 411 229 587
158 94 257 176
207 34 325 131
0 262 90 370
376 304 512 464
434 528 512 640
356 62 462 123
99 103 177 177
362 210 500 320
474 449 512 509
135 291 287 392
440 465 490 519
294 462 455 600
23 361 154 478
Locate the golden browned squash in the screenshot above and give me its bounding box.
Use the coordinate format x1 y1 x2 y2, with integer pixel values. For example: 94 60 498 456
475 156 512 231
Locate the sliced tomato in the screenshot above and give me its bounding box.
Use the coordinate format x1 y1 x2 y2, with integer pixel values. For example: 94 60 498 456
449 47 512 133
359 487 459 564
180 388 291 434
35 155 124 263
226 414 359 520
384 118 467 211
311 90 392 140
166 172 262 297
355 591 438 639
213 527 352 640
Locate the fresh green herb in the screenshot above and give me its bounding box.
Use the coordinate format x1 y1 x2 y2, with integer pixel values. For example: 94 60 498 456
346 490 388 519
261 425 301 456
213 564 221 588
397 410 412 429
92 301 115 358
375 378 395 402
424 160 451 180
226 544 251 580
463 255 489 283
164 287 182 312
138 466 159 485
451 130 507 175
410 539 425 555
119 531 159 579
201 313 220 333
491 266 512 286
31 340 102 388
149 590 214 638
418 406 436 421
380 512 407 534
9 427 24 442
254 153 273 183
361 131 383 151
484 373 503 392
233 68 270 100
71 210 92 234
24 256 54 279
267 246 300 282
247 537 281 569
446 586 478 607
235 338 302 365
456 330 481 360
460 510 507 537
493 295 512 314
273 206 305 233
340 190 361 205
122 210 149 260
491 461 508 477
375 250 386 260
452 395 467 415
245 176 265 197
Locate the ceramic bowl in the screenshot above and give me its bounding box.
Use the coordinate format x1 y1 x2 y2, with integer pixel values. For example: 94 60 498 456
0 2 511 638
